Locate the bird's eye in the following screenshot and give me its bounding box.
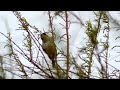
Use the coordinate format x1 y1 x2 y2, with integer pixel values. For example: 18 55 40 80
41 37 43 40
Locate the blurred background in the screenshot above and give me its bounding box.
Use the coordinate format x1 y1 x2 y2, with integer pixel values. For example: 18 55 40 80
0 11 120 79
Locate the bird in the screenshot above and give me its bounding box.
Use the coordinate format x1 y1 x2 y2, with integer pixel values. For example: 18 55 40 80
41 33 57 68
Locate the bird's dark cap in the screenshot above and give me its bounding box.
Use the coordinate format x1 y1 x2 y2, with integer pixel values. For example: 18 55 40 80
41 33 46 35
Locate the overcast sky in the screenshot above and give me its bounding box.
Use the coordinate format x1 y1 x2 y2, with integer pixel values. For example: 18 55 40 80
0 11 120 79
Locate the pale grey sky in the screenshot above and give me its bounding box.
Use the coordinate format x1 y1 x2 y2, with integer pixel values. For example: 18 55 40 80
0 11 120 79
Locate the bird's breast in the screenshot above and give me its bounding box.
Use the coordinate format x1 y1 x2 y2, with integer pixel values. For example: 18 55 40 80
42 41 50 49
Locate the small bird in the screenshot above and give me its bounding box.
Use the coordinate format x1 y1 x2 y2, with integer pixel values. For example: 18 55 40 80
41 33 57 68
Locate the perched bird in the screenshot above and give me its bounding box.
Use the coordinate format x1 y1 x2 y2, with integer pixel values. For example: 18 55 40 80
41 33 57 68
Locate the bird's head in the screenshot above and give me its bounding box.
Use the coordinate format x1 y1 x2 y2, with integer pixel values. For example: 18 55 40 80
41 33 50 43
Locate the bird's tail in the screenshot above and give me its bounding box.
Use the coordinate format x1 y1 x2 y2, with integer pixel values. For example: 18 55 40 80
52 60 56 68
